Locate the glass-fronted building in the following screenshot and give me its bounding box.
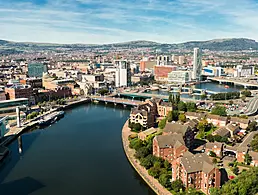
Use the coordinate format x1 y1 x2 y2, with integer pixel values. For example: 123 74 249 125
0 98 28 114
28 63 48 78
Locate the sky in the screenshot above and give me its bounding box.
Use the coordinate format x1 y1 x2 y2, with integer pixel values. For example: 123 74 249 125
1 0 258 44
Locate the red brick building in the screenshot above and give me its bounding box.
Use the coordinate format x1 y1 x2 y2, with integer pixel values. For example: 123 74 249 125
172 153 221 194
5 84 34 104
154 65 177 81
163 123 194 149
153 134 188 163
205 142 224 158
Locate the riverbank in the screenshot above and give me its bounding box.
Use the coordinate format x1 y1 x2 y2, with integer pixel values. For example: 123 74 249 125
121 120 171 195
0 98 91 148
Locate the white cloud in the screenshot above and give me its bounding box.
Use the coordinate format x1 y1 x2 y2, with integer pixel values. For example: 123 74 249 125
0 0 258 43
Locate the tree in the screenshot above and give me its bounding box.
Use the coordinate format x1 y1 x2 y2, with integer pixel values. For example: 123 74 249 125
175 94 180 104
211 105 227 116
158 118 167 129
98 88 109 95
135 147 150 159
247 121 257 132
231 166 239 175
244 153 252 165
168 93 173 104
207 134 215 142
229 100 234 105
241 95 246 102
209 151 217 157
241 90 252 97
178 101 187 112
167 111 173 122
197 119 209 133
159 174 171 188
172 110 179 121
148 166 160 178
251 134 258 152
164 160 171 170
210 168 258 195
129 138 143 150
201 94 207 100
186 102 197 112
179 113 186 123
171 179 184 192
140 155 153 169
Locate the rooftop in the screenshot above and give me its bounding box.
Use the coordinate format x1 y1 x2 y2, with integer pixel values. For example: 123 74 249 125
155 134 185 148
163 123 191 135
181 153 214 173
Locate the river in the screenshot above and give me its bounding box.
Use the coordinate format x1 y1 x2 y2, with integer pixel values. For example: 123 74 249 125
0 104 155 195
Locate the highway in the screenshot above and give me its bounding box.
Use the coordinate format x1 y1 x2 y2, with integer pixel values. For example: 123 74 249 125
244 96 258 116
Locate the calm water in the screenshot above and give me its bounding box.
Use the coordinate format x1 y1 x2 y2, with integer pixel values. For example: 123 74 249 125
0 104 155 195
145 82 243 100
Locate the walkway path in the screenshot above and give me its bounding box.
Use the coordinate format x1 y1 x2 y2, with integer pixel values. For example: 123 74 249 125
121 120 171 195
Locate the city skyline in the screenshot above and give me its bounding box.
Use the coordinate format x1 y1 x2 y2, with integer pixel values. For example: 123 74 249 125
1 0 258 44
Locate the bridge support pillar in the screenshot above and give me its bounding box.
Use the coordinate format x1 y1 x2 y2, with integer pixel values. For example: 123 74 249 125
105 102 108 105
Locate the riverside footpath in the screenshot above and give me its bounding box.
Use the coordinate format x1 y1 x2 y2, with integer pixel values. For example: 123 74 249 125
122 120 171 195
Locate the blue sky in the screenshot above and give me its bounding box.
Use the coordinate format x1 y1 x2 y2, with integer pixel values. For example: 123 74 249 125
1 0 258 44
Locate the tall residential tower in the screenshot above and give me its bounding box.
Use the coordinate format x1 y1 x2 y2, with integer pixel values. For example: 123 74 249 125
192 48 202 81
115 60 131 87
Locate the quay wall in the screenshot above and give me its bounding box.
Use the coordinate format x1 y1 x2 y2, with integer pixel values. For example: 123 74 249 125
121 120 171 195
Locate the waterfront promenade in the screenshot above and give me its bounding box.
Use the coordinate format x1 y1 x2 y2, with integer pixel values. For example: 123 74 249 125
122 120 171 195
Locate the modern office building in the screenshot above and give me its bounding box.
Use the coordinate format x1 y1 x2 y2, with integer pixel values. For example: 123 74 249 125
0 98 28 114
115 60 131 87
28 63 48 78
168 71 191 84
203 66 223 77
192 48 202 81
157 55 172 66
234 65 255 77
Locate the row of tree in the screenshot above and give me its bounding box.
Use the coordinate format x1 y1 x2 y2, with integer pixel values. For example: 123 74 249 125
210 92 240 100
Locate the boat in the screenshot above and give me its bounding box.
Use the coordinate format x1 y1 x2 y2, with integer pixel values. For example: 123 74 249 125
224 85 229 89
39 111 65 128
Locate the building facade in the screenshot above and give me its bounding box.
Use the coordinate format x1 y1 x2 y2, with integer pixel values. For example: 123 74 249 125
5 84 34 104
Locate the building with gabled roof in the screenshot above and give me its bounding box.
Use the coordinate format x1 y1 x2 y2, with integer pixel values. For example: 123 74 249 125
163 123 194 148
172 153 220 194
153 134 188 163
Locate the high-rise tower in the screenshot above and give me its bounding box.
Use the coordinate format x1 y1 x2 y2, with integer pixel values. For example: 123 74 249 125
192 48 202 81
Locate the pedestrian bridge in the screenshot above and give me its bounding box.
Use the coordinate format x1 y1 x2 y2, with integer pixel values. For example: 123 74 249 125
92 96 142 106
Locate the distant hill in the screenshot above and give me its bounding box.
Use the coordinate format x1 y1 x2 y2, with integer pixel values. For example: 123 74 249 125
0 38 258 52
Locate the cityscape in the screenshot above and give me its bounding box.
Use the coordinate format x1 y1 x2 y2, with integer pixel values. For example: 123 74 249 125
2 0 258 195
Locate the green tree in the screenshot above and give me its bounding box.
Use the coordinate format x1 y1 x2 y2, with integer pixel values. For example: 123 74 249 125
158 118 167 129
210 168 258 195
167 111 173 122
158 174 171 188
140 155 153 169
241 90 252 97
211 105 227 116
98 88 109 95
207 134 215 142
247 121 257 132
168 93 173 104
244 153 252 165
179 113 186 123
231 166 239 175
178 101 187 112
241 95 246 102
209 151 217 157
135 147 150 159
164 160 171 170
197 119 209 133
171 179 184 193
251 134 258 152
172 110 179 121
129 138 143 150
186 102 197 112
201 94 207 100
148 166 160 178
